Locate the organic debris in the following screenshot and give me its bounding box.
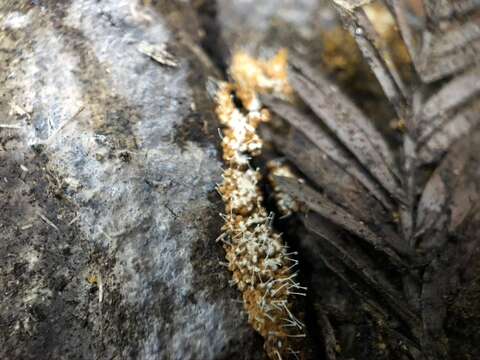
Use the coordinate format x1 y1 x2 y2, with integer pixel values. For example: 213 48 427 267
138 41 178 67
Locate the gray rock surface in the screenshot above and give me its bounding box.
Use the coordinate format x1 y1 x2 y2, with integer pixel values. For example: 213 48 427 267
0 1 264 359
216 0 337 58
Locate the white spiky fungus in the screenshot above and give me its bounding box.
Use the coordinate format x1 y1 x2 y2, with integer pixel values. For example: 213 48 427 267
213 50 305 360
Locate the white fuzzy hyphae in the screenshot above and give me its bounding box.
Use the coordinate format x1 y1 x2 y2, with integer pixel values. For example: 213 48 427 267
213 51 305 360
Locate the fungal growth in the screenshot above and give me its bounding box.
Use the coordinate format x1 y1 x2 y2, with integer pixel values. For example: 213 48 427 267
267 160 301 217
212 51 305 360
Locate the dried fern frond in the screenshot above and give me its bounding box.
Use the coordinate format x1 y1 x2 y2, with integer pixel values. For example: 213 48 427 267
263 1 480 359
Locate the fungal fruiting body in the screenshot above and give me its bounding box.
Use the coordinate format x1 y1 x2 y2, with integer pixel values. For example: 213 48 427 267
267 160 301 217
214 51 305 360
229 49 293 111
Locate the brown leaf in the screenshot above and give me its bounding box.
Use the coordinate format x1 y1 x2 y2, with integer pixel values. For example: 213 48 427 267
429 22 480 57
423 0 480 19
418 102 480 164
275 176 411 265
391 0 480 82
337 6 409 116
318 310 337 360
416 131 480 249
289 58 405 203
416 27 480 82
305 213 420 328
418 68 480 142
263 95 395 211
389 0 421 65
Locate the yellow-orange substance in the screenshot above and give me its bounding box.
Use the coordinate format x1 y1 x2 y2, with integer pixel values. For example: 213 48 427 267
214 51 305 360
363 2 412 68
230 49 293 111
322 4 412 84
321 27 363 82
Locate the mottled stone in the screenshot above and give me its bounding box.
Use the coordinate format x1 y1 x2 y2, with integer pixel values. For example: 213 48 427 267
0 1 264 359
